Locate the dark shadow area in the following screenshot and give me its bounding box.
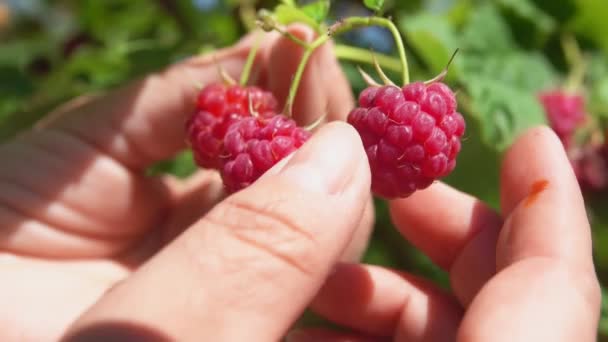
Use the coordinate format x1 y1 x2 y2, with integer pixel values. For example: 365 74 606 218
62 321 172 342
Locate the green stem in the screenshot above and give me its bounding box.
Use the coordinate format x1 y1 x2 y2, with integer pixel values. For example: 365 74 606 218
275 27 310 48
334 44 402 73
331 16 409 84
284 37 329 116
283 16 410 116
561 34 587 93
565 58 588 93
239 31 263 86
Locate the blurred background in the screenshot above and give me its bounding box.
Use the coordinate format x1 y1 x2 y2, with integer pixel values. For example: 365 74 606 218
1 0 607 338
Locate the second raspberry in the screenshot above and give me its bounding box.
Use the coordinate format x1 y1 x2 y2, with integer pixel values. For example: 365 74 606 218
348 82 465 199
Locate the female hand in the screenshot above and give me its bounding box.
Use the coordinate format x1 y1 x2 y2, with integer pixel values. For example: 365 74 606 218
0 25 374 341
296 126 602 341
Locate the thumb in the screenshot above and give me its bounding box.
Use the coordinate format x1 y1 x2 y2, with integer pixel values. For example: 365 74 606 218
62 122 371 342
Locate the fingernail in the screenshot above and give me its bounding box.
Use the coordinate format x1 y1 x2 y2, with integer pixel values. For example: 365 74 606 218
279 122 363 195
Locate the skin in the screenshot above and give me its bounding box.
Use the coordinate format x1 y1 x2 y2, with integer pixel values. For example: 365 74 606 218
0 25 601 341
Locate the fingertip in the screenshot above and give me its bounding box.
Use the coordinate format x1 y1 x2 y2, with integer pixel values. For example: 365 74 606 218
500 124 577 214
293 121 367 164
278 121 370 195
496 124 593 270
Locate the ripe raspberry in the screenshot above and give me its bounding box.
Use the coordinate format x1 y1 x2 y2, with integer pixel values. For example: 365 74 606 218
538 90 587 146
220 115 312 193
197 83 278 117
570 143 608 193
186 111 244 169
186 83 279 169
348 82 465 199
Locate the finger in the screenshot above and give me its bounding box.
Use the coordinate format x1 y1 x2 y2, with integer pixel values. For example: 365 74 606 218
497 126 593 269
459 126 601 341
388 182 501 270
339 196 375 263
458 259 601 342
448 223 500 306
0 137 171 258
0 32 276 257
160 170 225 244
310 263 462 340
43 31 276 171
267 25 355 125
287 328 387 342
388 184 502 307
64 122 371 341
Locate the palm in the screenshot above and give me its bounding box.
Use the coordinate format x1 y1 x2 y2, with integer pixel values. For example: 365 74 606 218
0 126 223 340
1 254 127 340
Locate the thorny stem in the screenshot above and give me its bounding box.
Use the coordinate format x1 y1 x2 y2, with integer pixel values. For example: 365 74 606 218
283 16 410 116
239 31 263 86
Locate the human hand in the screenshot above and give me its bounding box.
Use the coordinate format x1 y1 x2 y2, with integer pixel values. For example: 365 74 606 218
296 127 602 341
0 25 374 341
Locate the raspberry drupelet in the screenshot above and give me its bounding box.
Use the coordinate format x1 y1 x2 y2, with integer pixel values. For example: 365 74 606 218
220 114 312 193
186 83 278 169
538 90 587 147
348 81 465 199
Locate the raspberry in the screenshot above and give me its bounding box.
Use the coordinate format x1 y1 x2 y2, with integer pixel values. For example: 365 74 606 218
538 90 587 146
186 111 244 169
570 144 608 193
197 83 278 118
186 83 279 169
220 114 312 193
348 82 465 199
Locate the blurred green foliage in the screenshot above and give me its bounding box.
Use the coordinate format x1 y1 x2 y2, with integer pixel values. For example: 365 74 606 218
2 0 608 337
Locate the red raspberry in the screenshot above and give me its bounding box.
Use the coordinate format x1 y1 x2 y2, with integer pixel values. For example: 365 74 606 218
570 144 608 193
348 82 465 199
197 83 278 117
186 111 243 169
220 115 312 193
186 83 279 169
538 90 587 146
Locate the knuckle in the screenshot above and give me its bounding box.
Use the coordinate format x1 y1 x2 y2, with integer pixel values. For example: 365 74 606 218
204 193 322 276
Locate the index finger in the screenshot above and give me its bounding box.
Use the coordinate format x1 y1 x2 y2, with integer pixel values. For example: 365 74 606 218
41 32 276 171
458 126 601 342
497 126 593 270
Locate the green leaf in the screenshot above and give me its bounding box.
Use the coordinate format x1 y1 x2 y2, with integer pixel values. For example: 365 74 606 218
363 0 385 12
587 54 608 119
301 0 330 24
457 50 554 151
147 151 197 179
460 3 515 53
465 76 547 151
568 0 608 58
400 13 461 78
461 53 556 93
281 0 297 6
443 105 501 208
274 4 321 31
0 66 35 98
498 0 557 38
